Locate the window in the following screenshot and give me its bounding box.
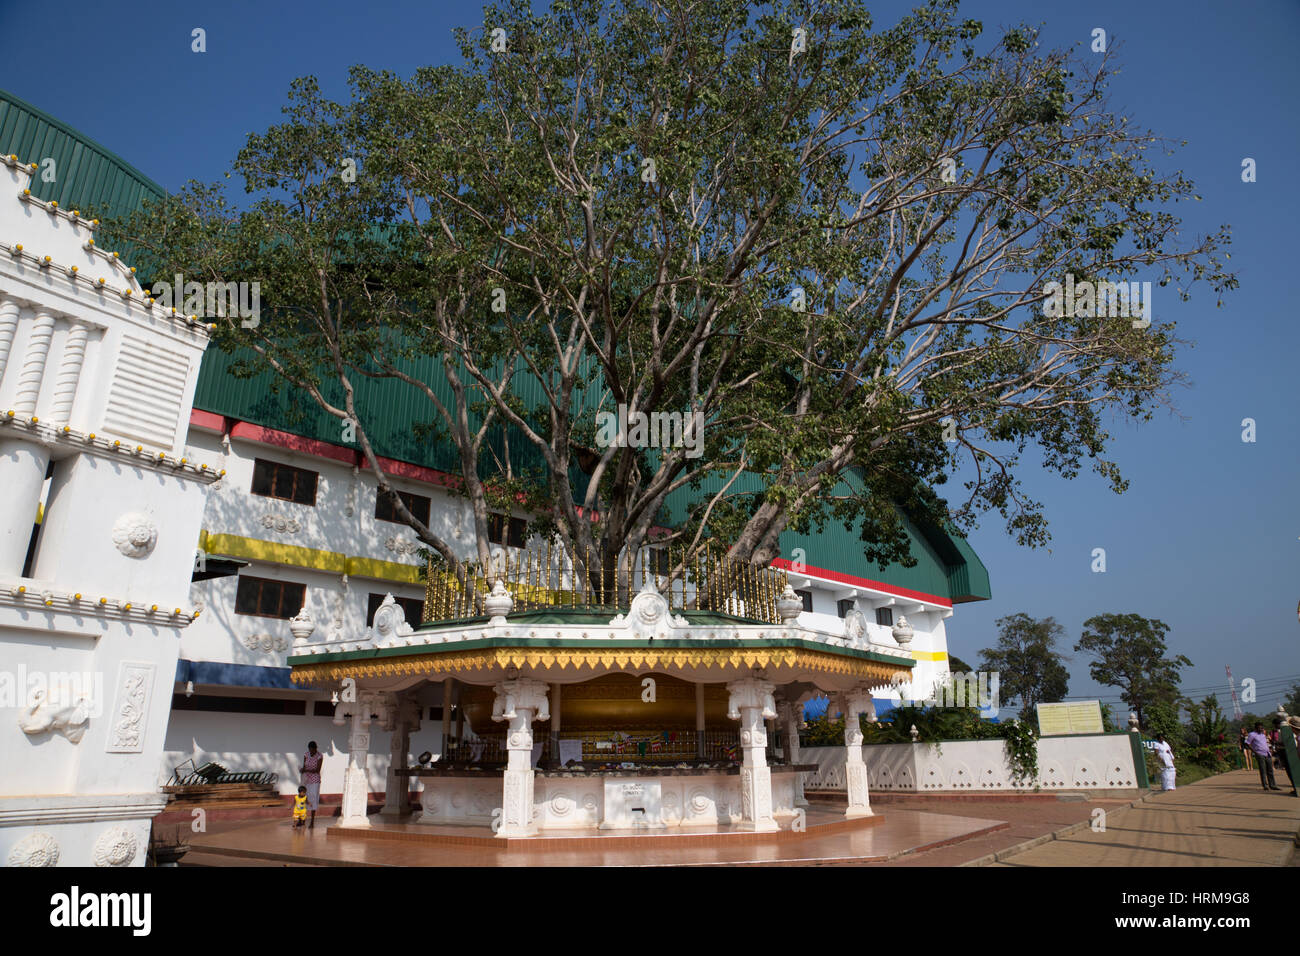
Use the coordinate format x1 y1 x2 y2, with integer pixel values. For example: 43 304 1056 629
375 489 431 526
250 458 318 506
235 575 307 619
795 590 813 613
487 513 528 548
367 592 425 627
875 607 894 627
837 599 856 618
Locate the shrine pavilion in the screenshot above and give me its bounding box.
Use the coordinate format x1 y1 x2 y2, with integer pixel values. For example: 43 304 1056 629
287 545 917 838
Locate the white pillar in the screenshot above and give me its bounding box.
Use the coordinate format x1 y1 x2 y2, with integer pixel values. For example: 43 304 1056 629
336 695 376 828
695 681 706 758
550 682 562 767
13 310 55 416
843 685 876 818
779 699 807 808
727 677 779 832
49 320 88 423
493 677 550 838
382 698 419 815
0 297 20 380
440 677 453 759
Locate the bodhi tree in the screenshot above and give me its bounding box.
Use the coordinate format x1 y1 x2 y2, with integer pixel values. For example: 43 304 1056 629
977 612 1070 721
1075 612 1192 727
99 0 1234 599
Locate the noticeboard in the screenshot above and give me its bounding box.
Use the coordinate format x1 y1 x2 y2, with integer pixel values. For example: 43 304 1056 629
1035 700 1105 735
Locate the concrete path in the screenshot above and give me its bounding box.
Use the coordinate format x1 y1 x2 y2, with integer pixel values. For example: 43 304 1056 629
989 770 1299 867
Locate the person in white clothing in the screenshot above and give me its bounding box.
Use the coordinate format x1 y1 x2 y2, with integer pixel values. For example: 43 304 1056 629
1154 733 1176 791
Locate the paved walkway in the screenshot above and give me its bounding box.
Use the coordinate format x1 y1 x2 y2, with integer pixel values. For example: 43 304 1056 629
989 770 1299 867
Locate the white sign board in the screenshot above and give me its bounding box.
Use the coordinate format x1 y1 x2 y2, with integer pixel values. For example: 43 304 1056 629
1036 700 1105 735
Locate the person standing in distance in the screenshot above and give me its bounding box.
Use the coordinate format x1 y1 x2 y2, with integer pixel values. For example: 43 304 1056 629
1153 733 1176 791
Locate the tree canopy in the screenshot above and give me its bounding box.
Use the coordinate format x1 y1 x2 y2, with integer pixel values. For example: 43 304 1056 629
977 612 1070 720
99 0 1234 591
1075 612 1191 727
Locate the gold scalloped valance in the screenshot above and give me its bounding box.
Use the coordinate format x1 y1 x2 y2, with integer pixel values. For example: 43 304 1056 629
289 645 911 685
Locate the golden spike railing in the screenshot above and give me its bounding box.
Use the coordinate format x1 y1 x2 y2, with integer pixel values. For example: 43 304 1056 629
422 542 789 625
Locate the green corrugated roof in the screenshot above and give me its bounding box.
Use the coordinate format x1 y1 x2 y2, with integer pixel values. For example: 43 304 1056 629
0 88 165 216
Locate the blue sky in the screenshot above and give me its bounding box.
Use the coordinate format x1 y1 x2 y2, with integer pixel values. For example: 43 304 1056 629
3 0 1296 717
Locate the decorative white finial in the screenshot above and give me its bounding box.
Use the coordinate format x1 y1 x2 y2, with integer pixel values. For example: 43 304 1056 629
485 579 513 625
891 615 914 646
776 584 803 623
289 607 315 645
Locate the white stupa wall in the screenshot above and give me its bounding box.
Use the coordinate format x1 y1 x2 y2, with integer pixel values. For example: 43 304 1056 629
0 155 215 867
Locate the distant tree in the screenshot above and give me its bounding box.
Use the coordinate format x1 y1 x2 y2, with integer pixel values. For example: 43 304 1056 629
1187 694 1228 747
1099 703 1118 733
1143 699 1185 745
947 654 975 674
977 613 1070 721
1283 683 1300 717
1075 613 1191 727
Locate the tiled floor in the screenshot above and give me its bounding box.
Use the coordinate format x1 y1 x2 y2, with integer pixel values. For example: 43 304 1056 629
186 805 1008 866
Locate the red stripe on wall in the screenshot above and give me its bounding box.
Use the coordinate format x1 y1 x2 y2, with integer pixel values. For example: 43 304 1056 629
770 557 952 608
189 408 226 433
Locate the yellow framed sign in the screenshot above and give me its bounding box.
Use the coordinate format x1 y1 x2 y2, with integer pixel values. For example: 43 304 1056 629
1036 700 1105 735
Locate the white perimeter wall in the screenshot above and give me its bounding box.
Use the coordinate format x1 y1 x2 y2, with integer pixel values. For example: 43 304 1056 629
800 733 1141 792
161 711 449 796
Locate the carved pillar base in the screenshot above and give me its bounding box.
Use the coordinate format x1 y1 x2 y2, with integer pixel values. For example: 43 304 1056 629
844 759 873 818
736 763 779 832
339 766 372 828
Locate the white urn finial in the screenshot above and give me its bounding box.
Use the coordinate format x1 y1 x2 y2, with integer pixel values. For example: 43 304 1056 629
891 615 914 646
909 723 920 743
289 607 315 645
776 584 803 623
485 579 514 625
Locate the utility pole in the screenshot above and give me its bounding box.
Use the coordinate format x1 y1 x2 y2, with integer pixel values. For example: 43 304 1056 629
1225 665 1244 721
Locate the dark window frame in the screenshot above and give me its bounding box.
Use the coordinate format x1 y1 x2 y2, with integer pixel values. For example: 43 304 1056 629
375 489 431 526
836 598 856 619
795 590 814 613
487 513 528 548
875 607 894 627
250 458 318 506
234 575 307 620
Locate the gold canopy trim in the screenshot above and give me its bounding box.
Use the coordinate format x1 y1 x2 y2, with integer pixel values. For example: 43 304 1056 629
289 646 910 685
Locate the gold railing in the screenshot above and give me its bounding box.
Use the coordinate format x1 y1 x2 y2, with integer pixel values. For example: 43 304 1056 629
422 541 789 625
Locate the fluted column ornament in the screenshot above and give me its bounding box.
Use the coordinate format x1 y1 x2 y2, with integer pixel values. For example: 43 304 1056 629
49 319 89 423
0 297 20 383
14 310 55 416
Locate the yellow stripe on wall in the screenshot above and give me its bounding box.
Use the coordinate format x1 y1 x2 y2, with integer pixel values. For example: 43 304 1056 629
345 555 423 585
911 650 949 661
203 533 347 575
199 531 422 585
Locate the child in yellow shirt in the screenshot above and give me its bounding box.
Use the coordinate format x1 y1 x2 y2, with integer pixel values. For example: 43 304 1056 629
293 786 308 827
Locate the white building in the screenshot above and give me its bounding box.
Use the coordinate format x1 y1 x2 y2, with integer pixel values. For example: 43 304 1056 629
0 153 215 867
